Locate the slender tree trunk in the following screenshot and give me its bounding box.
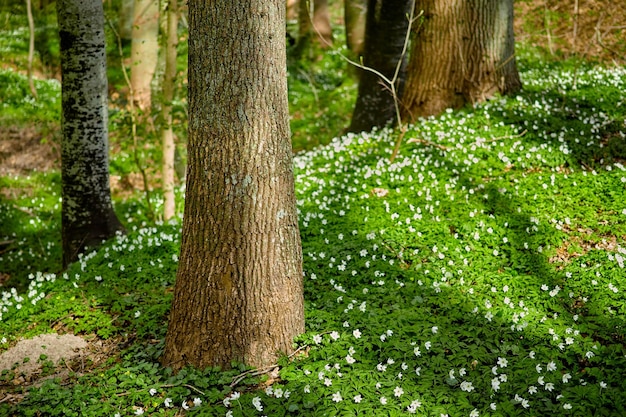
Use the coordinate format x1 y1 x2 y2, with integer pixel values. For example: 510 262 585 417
344 0 367 57
312 0 333 46
161 0 178 221
287 0 298 20
130 0 159 111
26 0 37 99
118 0 134 41
348 0 412 133
402 0 522 121
162 0 304 371
57 0 124 269
296 0 333 55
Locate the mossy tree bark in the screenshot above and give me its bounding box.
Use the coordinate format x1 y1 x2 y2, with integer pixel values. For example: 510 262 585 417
57 0 124 268
348 0 413 133
402 0 522 121
162 0 305 371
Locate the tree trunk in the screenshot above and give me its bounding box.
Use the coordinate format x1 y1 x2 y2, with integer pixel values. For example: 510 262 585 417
296 0 333 54
344 0 367 57
162 0 304 371
348 0 412 133
402 0 522 121
161 0 178 221
286 0 298 20
26 0 37 99
57 0 124 268
312 0 333 46
130 0 159 111
118 0 134 41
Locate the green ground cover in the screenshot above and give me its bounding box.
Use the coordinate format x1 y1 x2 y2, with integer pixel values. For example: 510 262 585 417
1 30 626 417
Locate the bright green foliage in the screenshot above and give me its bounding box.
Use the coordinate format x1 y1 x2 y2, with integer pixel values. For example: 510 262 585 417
2 49 626 417
0 68 60 125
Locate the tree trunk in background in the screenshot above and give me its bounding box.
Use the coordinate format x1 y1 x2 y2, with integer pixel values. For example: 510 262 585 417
57 0 124 269
118 0 134 41
344 0 367 57
312 0 333 46
402 0 522 121
161 0 178 221
296 0 333 54
162 0 304 371
130 0 159 111
287 0 298 20
348 0 412 133
26 0 37 99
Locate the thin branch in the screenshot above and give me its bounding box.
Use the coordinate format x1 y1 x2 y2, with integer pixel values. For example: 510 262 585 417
229 345 309 388
406 136 449 151
298 68 319 104
115 383 205 397
477 129 528 144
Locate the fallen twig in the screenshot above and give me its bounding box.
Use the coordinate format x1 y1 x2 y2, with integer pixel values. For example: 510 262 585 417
230 345 309 388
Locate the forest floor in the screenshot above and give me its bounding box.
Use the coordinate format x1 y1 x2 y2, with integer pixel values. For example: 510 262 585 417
0 126 59 176
1 1 626 416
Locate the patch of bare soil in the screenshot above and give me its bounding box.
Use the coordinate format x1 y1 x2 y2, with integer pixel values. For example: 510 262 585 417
550 226 622 267
0 126 60 177
0 333 126 406
515 0 626 64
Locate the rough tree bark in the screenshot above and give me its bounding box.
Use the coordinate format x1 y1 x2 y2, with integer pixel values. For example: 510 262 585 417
161 0 178 221
162 0 304 371
402 0 522 121
348 0 413 133
57 0 124 268
344 0 367 57
130 0 159 111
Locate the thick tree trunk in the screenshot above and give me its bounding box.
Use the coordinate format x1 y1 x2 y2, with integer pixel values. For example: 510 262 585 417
130 0 159 111
344 0 367 57
348 0 412 133
402 0 522 121
57 0 124 268
161 0 178 221
162 0 304 371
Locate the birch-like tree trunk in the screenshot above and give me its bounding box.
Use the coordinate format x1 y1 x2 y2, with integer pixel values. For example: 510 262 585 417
130 0 159 111
162 0 304 371
161 0 178 221
348 0 412 133
402 0 522 120
57 0 124 268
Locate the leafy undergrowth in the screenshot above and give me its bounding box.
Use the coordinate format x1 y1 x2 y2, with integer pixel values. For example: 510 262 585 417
2 60 626 416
